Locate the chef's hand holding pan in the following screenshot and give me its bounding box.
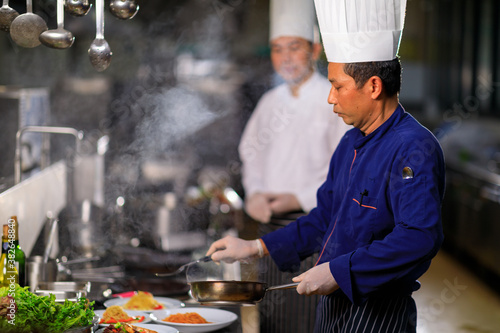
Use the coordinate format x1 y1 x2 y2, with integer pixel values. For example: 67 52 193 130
206 235 263 263
292 262 339 296
245 193 272 223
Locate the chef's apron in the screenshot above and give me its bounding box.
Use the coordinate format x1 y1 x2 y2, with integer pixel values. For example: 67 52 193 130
314 291 417 333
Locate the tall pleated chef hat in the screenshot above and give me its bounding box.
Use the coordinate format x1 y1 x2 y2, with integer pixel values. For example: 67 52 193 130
269 0 316 42
314 0 407 63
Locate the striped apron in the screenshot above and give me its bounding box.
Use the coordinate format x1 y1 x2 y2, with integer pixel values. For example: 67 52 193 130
314 292 417 333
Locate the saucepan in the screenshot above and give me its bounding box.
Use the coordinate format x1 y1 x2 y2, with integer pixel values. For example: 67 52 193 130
188 280 299 305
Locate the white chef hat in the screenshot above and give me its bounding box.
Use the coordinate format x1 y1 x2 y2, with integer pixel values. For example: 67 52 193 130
314 0 407 63
270 0 316 42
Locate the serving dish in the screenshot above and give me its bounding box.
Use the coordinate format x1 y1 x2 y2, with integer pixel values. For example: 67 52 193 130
150 307 238 333
94 309 151 326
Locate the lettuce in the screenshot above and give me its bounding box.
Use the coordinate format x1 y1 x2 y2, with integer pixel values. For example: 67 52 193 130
0 284 95 333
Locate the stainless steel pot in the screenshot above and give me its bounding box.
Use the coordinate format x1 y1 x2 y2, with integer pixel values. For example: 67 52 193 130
26 255 100 291
188 280 298 305
26 255 58 291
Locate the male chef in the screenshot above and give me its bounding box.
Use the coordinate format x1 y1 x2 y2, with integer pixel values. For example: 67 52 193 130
208 0 445 331
238 0 350 223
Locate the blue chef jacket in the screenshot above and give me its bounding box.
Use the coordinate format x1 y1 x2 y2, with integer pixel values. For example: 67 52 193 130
261 104 445 305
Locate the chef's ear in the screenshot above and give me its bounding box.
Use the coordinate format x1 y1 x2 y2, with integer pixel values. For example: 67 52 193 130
366 76 384 100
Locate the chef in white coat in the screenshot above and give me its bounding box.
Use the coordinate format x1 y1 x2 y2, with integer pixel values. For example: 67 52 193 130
238 0 351 223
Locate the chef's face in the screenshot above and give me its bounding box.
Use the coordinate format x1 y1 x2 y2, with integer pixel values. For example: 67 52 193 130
327 62 375 133
270 36 318 86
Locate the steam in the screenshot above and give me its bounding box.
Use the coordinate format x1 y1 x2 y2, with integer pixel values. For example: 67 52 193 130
130 87 217 159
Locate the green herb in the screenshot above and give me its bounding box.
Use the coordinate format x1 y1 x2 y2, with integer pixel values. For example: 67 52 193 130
0 284 95 333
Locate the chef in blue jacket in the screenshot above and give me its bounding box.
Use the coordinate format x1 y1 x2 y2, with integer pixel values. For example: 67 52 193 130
207 0 445 331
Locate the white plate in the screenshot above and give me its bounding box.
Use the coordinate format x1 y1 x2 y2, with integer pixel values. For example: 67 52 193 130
150 307 238 333
95 309 151 326
95 323 179 333
103 296 183 311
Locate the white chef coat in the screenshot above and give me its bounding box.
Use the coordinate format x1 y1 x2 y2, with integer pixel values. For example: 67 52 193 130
239 71 351 212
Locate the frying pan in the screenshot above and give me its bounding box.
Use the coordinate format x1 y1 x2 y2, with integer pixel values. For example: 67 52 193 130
188 280 299 305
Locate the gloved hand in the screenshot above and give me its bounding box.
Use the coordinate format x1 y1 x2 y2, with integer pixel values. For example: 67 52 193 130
206 235 260 263
292 262 339 295
268 193 301 215
245 193 272 223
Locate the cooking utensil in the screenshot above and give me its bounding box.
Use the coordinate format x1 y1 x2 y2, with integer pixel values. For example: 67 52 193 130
88 0 112 71
57 255 101 267
155 256 212 277
56 255 102 280
109 0 138 20
35 281 91 302
64 0 91 17
10 0 48 48
188 280 299 305
26 216 60 291
26 255 100 290
39 0 74 49
42 217 58 264
26 255 58 291
0 0 19 32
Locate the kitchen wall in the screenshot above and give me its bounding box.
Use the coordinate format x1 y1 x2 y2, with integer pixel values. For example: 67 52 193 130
0 161 66 255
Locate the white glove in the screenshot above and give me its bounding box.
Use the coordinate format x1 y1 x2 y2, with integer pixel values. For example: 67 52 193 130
206 235 260 263
293 262 339 295
245 193 272 223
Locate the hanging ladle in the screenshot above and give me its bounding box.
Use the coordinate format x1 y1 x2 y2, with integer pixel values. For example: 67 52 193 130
10 0 48 48
39 0 74 49
109 0 138 20
88 0 112 72
0 0 19 32
64 0 91 17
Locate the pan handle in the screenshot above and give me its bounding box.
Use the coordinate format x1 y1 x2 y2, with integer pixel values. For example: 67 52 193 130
266 282 299 291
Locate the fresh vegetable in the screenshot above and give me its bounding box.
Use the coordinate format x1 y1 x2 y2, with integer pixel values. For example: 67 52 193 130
0 284 95 333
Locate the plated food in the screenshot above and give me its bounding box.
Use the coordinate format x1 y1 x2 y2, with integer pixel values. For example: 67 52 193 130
123 291 165 310
162 312 210 324
96 323 178 333
103 322 158 333
104 292 183 312
150 307 238 333
96 306 150 326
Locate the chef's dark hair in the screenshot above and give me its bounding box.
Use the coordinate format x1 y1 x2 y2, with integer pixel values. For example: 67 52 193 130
343 58 401 97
